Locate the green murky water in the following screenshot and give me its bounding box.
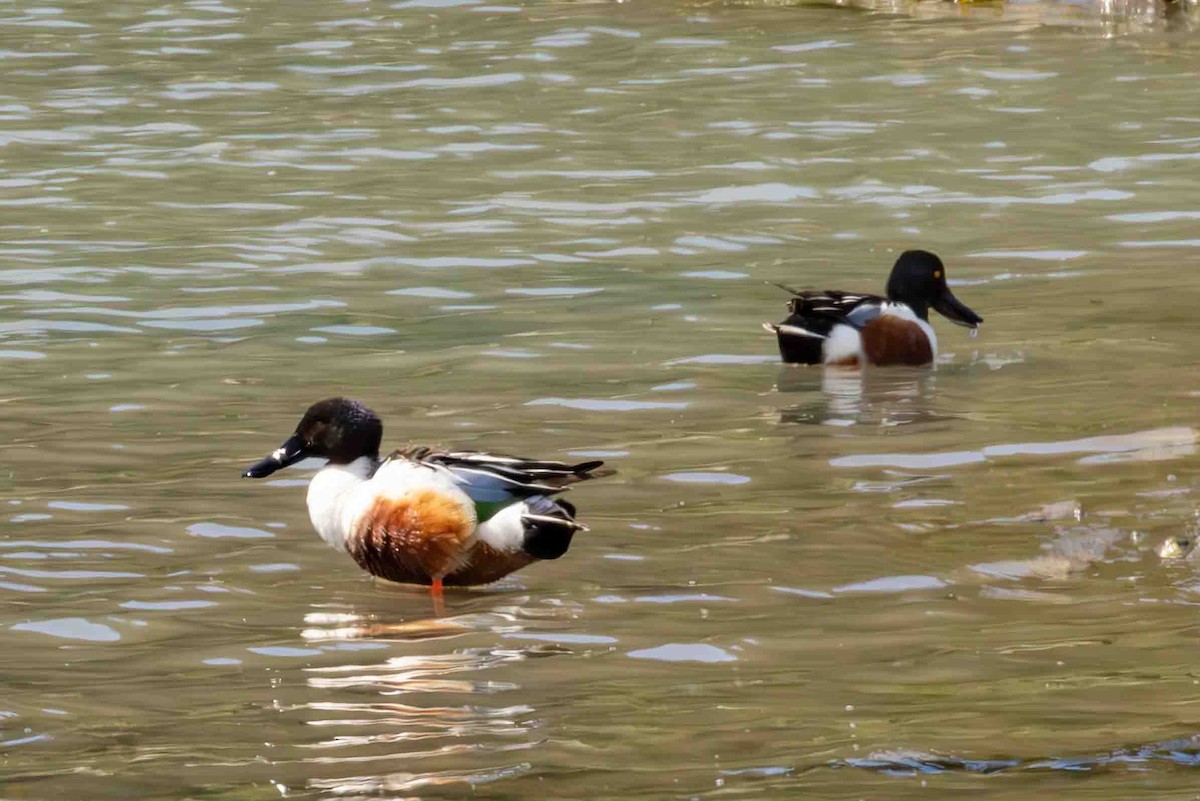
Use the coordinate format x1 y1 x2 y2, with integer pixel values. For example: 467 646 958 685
5 0 1200 797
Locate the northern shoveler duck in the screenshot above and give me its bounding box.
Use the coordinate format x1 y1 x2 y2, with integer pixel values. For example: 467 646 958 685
762 250 982 367
242 397 605 597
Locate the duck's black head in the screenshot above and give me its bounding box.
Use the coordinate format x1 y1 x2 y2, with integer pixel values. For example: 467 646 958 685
885 250 983 328
242 397 383 479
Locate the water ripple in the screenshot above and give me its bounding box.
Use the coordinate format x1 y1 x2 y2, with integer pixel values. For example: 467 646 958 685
840 736 1200 776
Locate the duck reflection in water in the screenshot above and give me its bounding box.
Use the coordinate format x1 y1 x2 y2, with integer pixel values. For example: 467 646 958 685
298 603 550 795
775 365 940 427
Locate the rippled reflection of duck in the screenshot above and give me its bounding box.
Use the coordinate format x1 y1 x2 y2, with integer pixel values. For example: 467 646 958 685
762 250 983 367
242 397 606 598
299 606 547 795
775 365 939 426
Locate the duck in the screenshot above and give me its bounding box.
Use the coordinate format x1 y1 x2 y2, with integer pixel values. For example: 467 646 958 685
241 397 606 597
762 250 983 367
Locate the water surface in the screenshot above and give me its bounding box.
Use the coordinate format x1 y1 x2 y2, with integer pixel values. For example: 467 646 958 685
5 0 1200 798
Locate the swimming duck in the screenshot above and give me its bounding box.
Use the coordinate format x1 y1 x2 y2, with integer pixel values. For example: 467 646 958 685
762 250 982 367
242 397 605 596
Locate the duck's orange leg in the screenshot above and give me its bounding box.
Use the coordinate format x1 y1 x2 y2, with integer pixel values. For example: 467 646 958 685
429 577 445 616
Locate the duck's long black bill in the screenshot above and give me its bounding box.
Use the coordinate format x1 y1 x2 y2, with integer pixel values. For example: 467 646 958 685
932 288 983 329
243 433 309 478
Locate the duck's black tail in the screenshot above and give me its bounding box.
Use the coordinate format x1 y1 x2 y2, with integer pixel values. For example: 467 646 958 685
521 496 587 560
763 321 825 364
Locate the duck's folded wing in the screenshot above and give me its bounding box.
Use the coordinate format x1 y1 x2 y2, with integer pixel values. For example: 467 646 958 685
782 289 885 332
387 447 607 503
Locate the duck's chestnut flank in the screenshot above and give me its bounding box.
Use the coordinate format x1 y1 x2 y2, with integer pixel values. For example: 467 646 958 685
860 314 935 366
349 489 475 585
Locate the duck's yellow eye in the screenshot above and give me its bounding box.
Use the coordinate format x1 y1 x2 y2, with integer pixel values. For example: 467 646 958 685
933 270 942 279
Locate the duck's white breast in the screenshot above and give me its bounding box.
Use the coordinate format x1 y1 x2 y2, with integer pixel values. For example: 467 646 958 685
306 457 376 551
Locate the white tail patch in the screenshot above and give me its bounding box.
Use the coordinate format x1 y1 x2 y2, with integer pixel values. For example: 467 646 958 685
522 513 588 533
474 503 525 553
822 323 865 365
764 321 825 339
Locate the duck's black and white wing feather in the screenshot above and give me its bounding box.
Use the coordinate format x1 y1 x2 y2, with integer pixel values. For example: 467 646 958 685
782 289 884 332
763 287 885 364
386 446 606 503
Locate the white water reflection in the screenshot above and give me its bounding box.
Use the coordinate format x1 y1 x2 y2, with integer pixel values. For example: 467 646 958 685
11 617 122 642
297 608 557 796
778 367 938 427
832 427 1196 469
